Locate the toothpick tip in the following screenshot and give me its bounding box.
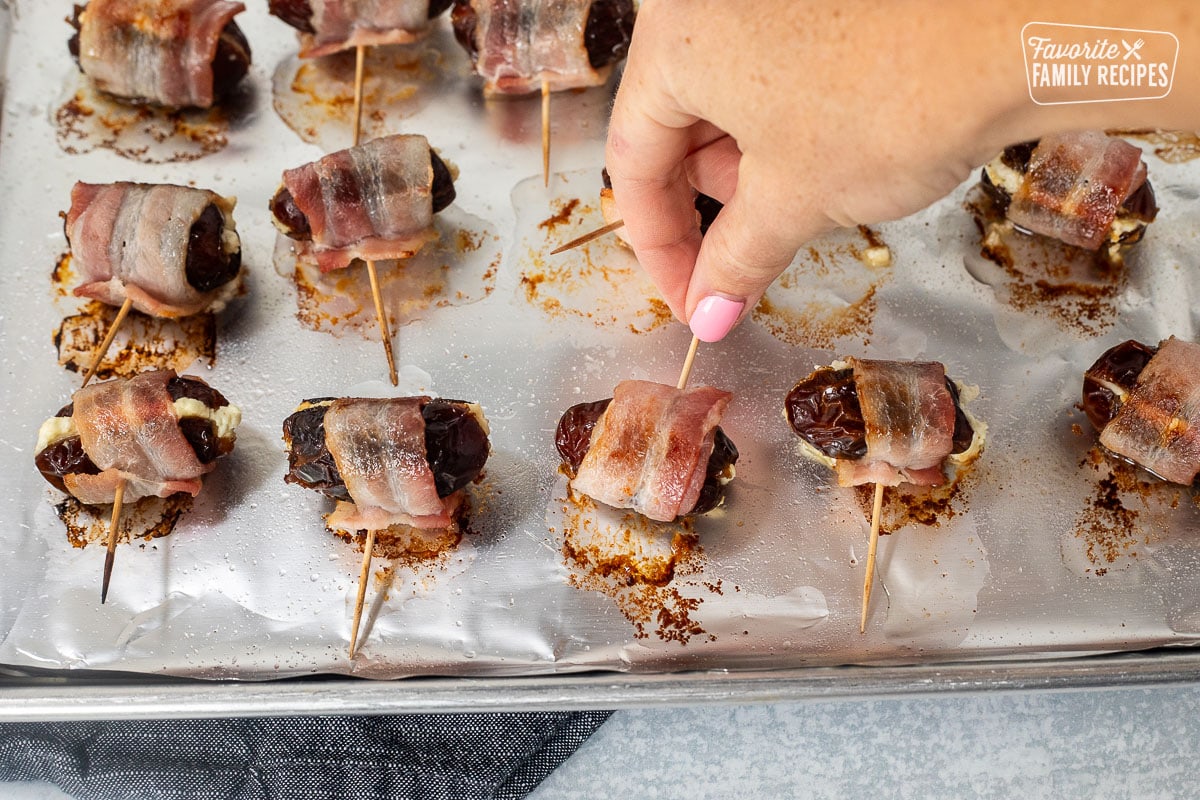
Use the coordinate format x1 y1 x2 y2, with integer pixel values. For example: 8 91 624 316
550 218 626 255
349 529 376 660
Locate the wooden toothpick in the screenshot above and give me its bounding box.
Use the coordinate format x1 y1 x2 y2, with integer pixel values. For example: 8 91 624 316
677 335 700 390
352 45 366 148
860 482 885 633
550 219 625 254
81 296 133 388
541 77 551 187
349 527 377 658
349 44 397 386
100 479 126 604
366 259 398 386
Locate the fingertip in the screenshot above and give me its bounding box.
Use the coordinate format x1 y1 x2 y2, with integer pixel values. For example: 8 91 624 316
689 294 745 342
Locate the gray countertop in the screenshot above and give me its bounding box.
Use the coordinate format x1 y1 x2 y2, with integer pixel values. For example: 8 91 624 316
529 686 1200 799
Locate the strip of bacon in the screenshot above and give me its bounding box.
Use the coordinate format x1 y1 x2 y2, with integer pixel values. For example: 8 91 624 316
1006 131 1147 251
571 380 732 522
298 0 432 57
1100 337 1200 485
64 371 211 505
66 182 239 318
834 359 955 487
281 134 436 273
467 0 607 96
322 397 454 532
78 0 245 108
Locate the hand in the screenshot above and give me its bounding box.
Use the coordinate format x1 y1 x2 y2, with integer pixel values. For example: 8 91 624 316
605 0 1198 341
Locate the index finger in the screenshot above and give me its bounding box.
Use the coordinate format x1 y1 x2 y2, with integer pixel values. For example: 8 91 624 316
604 64 706 320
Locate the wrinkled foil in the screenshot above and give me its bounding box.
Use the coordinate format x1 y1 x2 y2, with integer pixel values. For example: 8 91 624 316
2 3 1199 681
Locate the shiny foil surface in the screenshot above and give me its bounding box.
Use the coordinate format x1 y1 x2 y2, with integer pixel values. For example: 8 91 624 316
2 2 1200 682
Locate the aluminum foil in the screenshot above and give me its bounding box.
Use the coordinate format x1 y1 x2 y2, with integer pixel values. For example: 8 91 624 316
2 2 1200 681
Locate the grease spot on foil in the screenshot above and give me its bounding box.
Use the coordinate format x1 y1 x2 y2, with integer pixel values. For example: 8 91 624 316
753 225 893 349
271 42 449 150
1065 447 1190 577
53 73 253 163
275 209 500 340
55 300 217 379
56 494 193 550
548 475 727 645
513 170 674 336
1113 129 1200 164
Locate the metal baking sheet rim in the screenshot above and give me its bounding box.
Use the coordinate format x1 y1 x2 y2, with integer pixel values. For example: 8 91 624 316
3 648 1200 721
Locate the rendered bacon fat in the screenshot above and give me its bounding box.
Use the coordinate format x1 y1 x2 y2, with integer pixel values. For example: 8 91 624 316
1001 132 1151 251
66 182 242 318
74 0 249 108
272 134 444 273
452 0 634 95
35 370 240 505
270 0 451 57
786 359 981 488
565 381 734 522
1086 337 1200 485
283 397 490 532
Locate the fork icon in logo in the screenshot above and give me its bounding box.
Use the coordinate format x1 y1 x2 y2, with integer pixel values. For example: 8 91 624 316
1122 38 1145 60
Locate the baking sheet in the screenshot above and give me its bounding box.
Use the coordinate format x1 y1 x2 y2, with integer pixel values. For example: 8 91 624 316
2 2 1200 683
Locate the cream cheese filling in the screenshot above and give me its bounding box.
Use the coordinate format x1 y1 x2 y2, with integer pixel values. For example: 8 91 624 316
36 400 242 454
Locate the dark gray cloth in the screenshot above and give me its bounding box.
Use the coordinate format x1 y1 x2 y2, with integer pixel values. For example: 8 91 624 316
0 711 611 800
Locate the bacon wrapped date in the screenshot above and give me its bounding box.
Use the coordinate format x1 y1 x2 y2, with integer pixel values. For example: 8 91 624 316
1083 337 1200 486
978 133 1157 256
786 359 984 487
555 382 738 521
282 397 490 532
270 147 456 240
34 371 240 502
66 182 243 318
270 0 454 57
451 0 635 95
269 134 455 272
68 1 251 108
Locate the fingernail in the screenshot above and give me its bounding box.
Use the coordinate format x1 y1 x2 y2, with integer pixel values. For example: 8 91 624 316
689 295 745 342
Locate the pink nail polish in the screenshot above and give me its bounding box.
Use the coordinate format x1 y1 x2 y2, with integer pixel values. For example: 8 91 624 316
689 295 745 342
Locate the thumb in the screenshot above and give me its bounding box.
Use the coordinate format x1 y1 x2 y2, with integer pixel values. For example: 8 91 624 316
684 177 833 342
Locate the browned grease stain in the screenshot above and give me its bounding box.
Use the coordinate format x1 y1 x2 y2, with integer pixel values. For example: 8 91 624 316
327 489 490 594
751 225 889 349
54 301 216 380
964 186 1125 337
334 523 465 566
850 462 979 534
857 224 887 250
456 228 483 253
54 87 230 163
1110 129 1200 164
538 198 581 231
52 252 76 299
1072 448 1188 575
286 229 499 339
274 47 436 145
557 487 718 644
754 288 878 351
518 229 675 334
57 494 193 549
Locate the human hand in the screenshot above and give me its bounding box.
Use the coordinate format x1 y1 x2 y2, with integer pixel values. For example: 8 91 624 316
605 0 1195 341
